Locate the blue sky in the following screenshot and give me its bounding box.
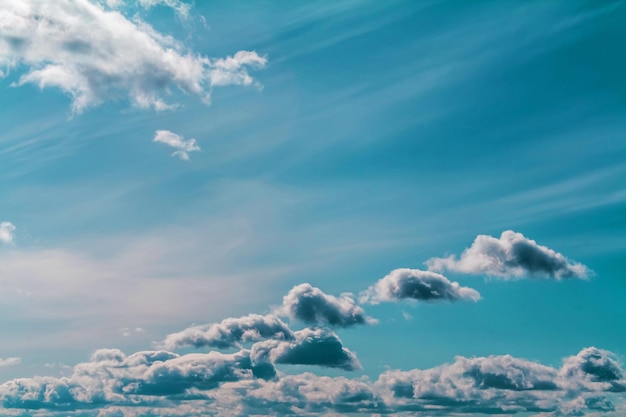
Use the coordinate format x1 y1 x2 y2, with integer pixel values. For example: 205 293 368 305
0 0 625 416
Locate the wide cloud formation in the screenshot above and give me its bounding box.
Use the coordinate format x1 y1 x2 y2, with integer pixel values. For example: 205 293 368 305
0 0 266 113
0 346 622 416
426 230 590 279
360 268 481 304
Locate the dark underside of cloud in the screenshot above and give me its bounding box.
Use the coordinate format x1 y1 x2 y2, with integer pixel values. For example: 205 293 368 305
361 268 481 304
426 230 590 279
280 283 373 327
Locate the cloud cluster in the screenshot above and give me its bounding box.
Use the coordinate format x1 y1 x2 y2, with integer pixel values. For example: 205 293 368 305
0 222 15 244
0 229 610 415
360 268 481 304
0 346 621 416
426 230 590 279
153 130 200 160
161 314 293 351
0 0 266 113
280 283 373 328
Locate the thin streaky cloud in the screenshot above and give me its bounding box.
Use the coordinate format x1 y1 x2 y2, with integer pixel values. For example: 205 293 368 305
153 130 201 160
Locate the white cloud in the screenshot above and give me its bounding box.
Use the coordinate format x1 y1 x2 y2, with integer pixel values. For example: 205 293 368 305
360 268 481 304
137 0 191 19
0 0 267 113
426 230 590 279
0 222 15 244
0 358 20 367
153 130 201 160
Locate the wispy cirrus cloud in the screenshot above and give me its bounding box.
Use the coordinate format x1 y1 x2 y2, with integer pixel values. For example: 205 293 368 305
426 230 590 280
360 268 481 304
0 0 266 113
0 222 15 244
153 130 200 160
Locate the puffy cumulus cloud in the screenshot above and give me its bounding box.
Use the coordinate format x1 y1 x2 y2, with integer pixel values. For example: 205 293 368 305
0 347 270 410
375 348 625 415
426 230 590 279
0 0 267 113
279 283 374 328
251 328 362 371
559 347 625 392
0 347 623 415
0 222 15 244
360 268 480 304
218 373 384 416
160 314 293 351
153 130 200 161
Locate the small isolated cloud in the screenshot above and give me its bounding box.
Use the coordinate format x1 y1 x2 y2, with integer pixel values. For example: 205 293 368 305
426 230 590 279
280 283 375 328
161 314 293 351
0 1 267 113
251 328 361 371
153 130 200 160
137 0 192 19
0 222 15 244
360 268 481 304
0 357 20 367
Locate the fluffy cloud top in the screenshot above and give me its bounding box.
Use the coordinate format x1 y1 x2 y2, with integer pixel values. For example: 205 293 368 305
0 222 15 244
0 0 266 113
280 283 374 328
161 314 293 351
251 328 362 371
360 268 481 304
153 130 200 160
426 230 590 279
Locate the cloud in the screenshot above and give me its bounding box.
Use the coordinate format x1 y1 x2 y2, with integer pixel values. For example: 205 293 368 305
153 130 201 160
136 0 191 19
251 328 362 371
279 283 374 328
360 268 481 304
0 347 622 415
0 1 267 113
0 357 20 367
161 314 294 351
559 347 625 392
426 230 590 279
0 348 268 410
0 222 15 244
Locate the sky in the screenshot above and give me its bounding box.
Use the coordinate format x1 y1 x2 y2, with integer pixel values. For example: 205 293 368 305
0 0 625 416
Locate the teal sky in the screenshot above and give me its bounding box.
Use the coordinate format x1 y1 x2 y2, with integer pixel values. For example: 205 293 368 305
0 1 624 416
